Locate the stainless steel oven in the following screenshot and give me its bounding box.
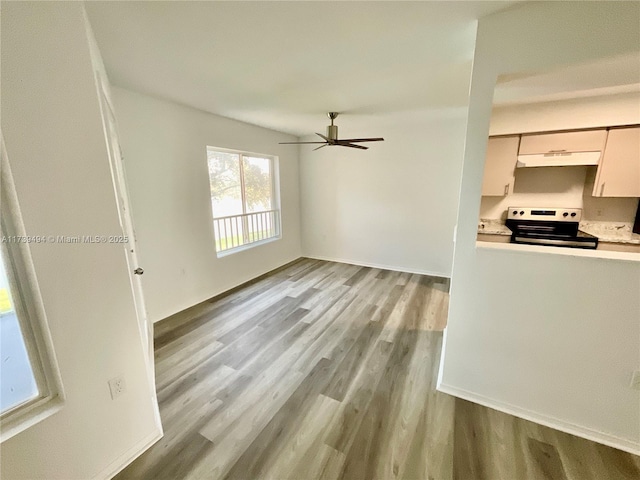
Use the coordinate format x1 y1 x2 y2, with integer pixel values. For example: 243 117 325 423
505 207 598 249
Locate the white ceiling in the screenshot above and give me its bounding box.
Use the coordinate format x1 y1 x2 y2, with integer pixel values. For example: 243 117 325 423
85 1 517 136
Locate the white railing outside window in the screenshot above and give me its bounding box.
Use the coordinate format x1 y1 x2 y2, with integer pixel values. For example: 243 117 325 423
213 210 280 253
207 147 281 256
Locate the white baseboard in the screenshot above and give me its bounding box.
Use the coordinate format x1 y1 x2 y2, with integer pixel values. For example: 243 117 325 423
303 254 451 279
437 382 640 456
152 255 304 323
93 428 163 480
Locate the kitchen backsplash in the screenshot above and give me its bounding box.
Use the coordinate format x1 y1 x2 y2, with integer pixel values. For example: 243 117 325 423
479 165 639 223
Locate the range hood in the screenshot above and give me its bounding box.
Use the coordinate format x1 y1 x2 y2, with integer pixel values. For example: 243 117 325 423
516 151 601 168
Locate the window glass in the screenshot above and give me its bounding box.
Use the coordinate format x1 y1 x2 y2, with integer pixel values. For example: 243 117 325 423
242 156 272 213
207 150 243 217
206 148 280 254
0 249 39 414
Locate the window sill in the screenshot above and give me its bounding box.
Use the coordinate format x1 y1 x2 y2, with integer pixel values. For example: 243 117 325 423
216 235 281 258
1 395 64 443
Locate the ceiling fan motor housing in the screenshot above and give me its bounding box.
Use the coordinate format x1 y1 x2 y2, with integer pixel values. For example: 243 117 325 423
326 124 338 142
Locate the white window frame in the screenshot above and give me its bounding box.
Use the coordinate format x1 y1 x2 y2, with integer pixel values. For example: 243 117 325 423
206 146 282 256
0 136 64 443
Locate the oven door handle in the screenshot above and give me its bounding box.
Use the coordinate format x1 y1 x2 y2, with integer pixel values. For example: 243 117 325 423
517 225 555 232
514 236 597 248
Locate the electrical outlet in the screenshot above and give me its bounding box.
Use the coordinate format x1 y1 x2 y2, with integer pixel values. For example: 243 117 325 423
630 371 640 391
108 375 126 399
596 209 603 217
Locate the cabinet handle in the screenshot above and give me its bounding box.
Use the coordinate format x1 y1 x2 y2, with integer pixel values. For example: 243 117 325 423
504 183 510 195
600 183 605 197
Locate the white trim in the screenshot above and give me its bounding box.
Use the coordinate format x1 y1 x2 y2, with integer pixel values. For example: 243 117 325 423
0 133 66 442
303 254 451 279
92 428 163 480
437 326 449 392
436 382 640 456
0 398 64 444
206 144 279 161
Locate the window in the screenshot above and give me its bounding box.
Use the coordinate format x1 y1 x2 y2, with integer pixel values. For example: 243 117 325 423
0 251 39 414
207 147 281 254
1 139 63 442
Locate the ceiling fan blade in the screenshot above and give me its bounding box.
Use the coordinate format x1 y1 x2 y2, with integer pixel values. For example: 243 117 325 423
337 138 384 143
279 141 327 144
313 144 328 151
336 141 368 150
316 132 329 141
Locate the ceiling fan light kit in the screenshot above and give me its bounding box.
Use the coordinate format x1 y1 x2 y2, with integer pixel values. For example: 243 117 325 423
279 112 384 151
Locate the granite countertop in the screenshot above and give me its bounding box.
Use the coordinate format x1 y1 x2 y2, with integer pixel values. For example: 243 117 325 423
477 219 511 236
477 219 640 245
579 222 640 245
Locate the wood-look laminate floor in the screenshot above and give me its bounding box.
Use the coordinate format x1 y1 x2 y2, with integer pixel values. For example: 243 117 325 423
115 258 640 480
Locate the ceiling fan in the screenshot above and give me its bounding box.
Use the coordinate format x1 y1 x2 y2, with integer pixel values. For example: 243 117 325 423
279 112 384 150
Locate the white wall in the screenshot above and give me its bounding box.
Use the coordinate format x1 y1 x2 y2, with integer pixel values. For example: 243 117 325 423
111 87 302 322
300 110 467 277
1 3 161 479
480 166 590 220
440 1 640 454
481 92 640 222
490 91 640 136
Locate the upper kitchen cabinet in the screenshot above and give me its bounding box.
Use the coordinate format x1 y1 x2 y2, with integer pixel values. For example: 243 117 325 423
519 129 608 155
593 126 640 197
482 136 519 196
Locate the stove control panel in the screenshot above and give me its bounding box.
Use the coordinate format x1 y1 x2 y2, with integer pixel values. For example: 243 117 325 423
507 207 582 222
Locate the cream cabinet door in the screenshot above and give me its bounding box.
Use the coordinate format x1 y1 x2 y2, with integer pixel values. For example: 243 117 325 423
482 136 519 196
593 127 640 197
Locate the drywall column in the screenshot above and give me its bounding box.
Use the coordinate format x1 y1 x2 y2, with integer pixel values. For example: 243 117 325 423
439 1 640 454
1 3 161 478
